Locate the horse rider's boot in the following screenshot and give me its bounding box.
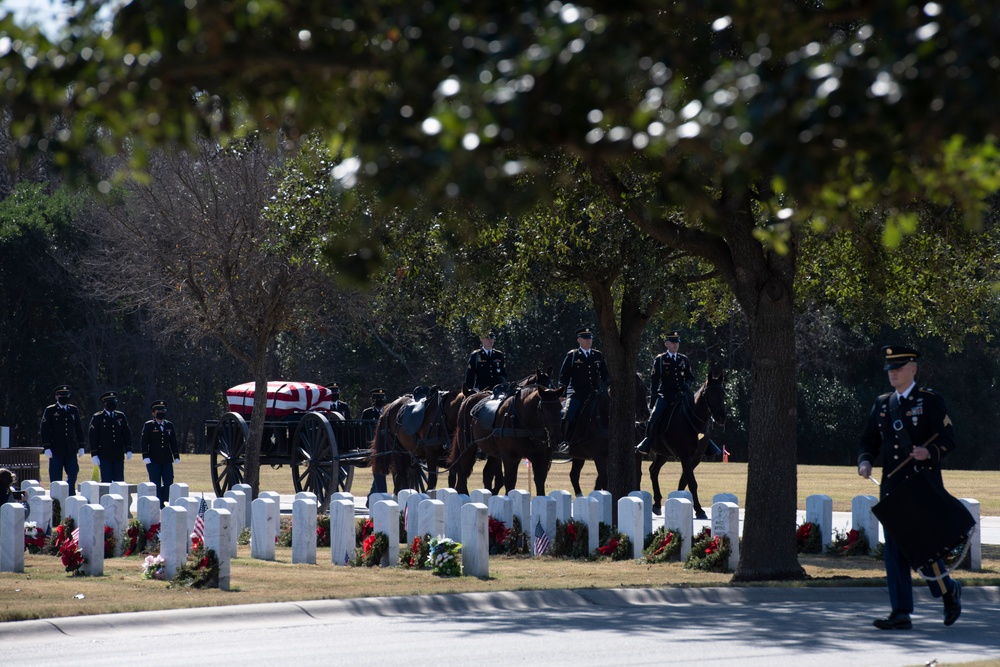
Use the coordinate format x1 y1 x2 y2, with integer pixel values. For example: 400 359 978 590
553 440 571 456
635 437 650 455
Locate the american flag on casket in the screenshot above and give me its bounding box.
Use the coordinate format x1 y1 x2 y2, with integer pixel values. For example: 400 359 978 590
225 381 334 418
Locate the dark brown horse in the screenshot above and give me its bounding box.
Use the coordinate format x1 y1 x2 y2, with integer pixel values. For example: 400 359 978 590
638 370 727 518
448 382 564 495
370 386 465 494
564 372 650 496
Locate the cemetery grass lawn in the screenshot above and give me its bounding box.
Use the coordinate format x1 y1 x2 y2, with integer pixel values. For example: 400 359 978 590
2 544 999 623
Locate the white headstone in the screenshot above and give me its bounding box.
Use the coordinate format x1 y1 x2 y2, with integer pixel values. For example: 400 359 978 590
258 491 281 540
397 489 416 516
588 490 613 529
296 491 320 503
445 493 471 542
292 498 318 565
79 503 105 576
470 489 492 507
628 490 653 540
100 493 127 557
664 496 694 560
487 495 513 528
175 497 200 540
231 483 253 528
667 490 693 503
549 489 573 523
137 482 158 498
711 501 740 571
373 499 400 567
110 482 131 518
78 481 100 504
251 498 276 561
27 495 53 534
573 496 600 553
160 506 188 578
50 481 70 506
64 494 87 523
417 499 445 538
617 496 644 560
204 508 231 590
805 494 834 550
530 495 556 557
0 503 25 573
959 498 981 571
404 492 429 538
137 496 161 534
330 499 355 567
851 495 879 554
368 492 393 513
25 485 46 501
212 497 239 558
19 479 40 491
223 489 249 530
508 489 531 532
712 492 738 506
168 483 189 506
462 502 488 578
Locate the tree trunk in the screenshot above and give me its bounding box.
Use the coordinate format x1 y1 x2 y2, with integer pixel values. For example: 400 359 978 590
246 348 269 499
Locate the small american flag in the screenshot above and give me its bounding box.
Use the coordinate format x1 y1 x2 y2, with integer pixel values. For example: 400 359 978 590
71 527 80 542
192 495 208 541
533 520 549 556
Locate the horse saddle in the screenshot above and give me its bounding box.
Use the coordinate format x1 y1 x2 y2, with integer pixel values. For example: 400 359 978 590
471 397 503 430
398 385 436 436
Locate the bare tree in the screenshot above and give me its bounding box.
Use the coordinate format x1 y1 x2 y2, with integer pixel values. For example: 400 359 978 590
82 138 337 496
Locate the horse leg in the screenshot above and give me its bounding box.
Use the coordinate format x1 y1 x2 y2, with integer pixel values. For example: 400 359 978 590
680 458 706 520
569 458 584 497
501 453 520 494
648 455 666 515
483 457 503 495
593 453 607 492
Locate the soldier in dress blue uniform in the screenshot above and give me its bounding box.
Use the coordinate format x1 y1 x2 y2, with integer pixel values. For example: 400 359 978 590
858 345 961 629
636 331 696 454
326 383 352 420
556 326 611 455
140 400 180 507
88 391 133 483
39 385 86 491
363 389 388 496
463 332 508 392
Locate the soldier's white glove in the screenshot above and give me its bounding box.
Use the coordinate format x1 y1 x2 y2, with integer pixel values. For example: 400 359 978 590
92 455 101 467
174 458 180 465
77 448 85 458
126 451 133 461
858 461 872 479
143 457 151 465
44 449 53 459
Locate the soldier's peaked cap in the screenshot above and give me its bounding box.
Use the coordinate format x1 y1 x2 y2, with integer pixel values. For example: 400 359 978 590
53 385 72 396
576 326 594 338
150 400 167 411
325 383 341 394
881 345 920 370
664 331 681 342
370 388 386 398
100 391 118 402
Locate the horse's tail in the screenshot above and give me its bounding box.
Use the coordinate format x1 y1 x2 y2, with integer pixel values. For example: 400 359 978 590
448 396 472 468
371 403 394 475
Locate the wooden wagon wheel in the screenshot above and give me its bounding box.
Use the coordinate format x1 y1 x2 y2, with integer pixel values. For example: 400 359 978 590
291 411 353 511
404 458 429 493
210 412 249 497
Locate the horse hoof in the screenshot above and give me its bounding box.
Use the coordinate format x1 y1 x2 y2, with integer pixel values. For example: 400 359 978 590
695 510 708 520
652 504 662 516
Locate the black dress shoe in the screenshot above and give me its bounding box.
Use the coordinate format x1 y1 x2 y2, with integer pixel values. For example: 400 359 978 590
873 612 912 630
944 580 962 626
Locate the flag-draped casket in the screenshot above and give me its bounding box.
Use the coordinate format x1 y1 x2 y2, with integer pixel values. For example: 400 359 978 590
225 381 333 418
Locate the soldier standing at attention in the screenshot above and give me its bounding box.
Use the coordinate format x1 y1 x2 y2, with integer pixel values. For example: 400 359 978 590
326 383 352 419
636 331 696 455
858 345 961 630
141 400 180 507
89 391 133 483
556 326 611 456
40 385 86 491
363 389 389 496
463 332 508 393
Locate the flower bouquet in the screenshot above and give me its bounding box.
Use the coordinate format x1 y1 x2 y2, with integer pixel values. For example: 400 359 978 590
142 554 167 580
104 525 117 558
24 521 47 554
684 527 732 572
45 517 75 556
316 514 331 547
123 519 160 557
428 536 462 577
643 527 681 564
553 519 591 559
796 522 822 554
826 527 869 557
597 533 633 561
59 538 84 575
488 516 512 555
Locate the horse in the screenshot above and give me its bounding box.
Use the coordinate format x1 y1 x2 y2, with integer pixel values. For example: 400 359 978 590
638 370 727 518
448 381 564 496
450 369 554 494
564 372 650 496
370 386 465 495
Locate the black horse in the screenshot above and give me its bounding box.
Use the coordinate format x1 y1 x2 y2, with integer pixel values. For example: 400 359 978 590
638 370 727 518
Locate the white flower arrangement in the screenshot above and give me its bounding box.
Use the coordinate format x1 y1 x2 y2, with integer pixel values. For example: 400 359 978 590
428 535 462 577
142 554 167 580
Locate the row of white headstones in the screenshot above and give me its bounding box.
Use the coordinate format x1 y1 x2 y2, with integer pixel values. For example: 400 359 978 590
0 480 983 588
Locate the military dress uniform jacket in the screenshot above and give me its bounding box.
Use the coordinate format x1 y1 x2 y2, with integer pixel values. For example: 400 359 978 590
361 407 382 421
140 419 180 465
330 400 352 420
558 348 611 398
89 410 133 459
858 386 955 498
40 404 86 458
464 348 507 391
649 352 695 401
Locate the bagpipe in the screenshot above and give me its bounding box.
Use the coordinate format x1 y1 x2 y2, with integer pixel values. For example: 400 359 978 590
871 434 976 575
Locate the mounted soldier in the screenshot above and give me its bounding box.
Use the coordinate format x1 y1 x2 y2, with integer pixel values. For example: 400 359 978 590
555 325 610 456
463 331 508 394
636 330 695 455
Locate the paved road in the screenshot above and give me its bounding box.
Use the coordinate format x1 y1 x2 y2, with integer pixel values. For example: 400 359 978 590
2 586 999 667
